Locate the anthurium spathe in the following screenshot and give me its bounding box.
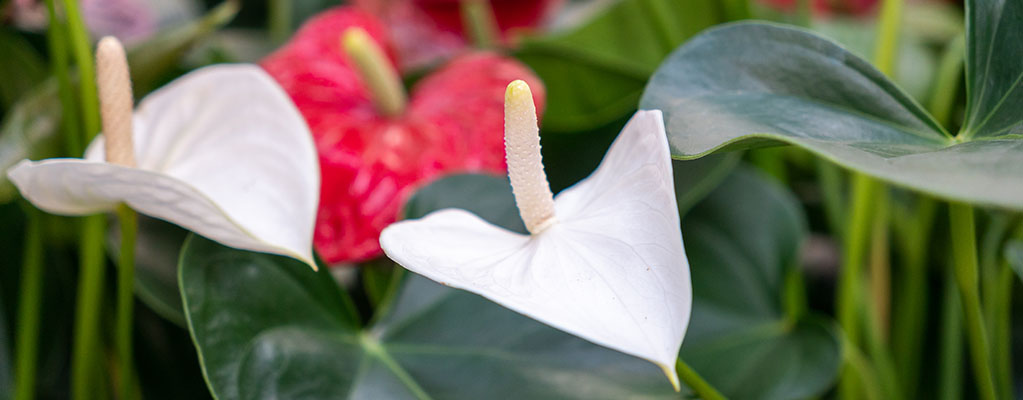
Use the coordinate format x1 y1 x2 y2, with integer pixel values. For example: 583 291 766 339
380 81 690 389
7 38 320 268
262 7 545 264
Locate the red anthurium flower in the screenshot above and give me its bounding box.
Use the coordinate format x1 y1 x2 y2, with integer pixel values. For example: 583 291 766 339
262 7 545 265
354 0 564 70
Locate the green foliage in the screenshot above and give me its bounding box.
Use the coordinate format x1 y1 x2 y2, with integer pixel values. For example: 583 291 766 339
516 0 734 132
642 0 1023 209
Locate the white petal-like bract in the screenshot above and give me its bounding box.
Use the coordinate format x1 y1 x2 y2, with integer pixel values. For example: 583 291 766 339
8 65 320 267
380 110 690 387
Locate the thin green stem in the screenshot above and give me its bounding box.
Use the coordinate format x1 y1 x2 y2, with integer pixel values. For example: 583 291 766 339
816 159 846 236
676 358 725 400
43 0 83 156
937 275 964 400
268 0 292 44
13 207 44 400
71 214 107 400
60 0 100 143
868 190 891 340
115 205 137 400
948 203 996 400
460 0 499 50
890 197 935 400
871 0 903 76
993 262 1013 398
861 293 902 399
836 173 878 399
841 329 884 400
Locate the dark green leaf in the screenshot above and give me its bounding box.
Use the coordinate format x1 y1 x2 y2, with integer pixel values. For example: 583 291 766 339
641 17 1023 209
681 166 842 399
517 0 727 132
181 241 678 399
962 0 1023 138
0 30 47 109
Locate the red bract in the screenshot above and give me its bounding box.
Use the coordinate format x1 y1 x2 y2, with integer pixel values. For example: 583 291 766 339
411 0 565 36
262 7 545 265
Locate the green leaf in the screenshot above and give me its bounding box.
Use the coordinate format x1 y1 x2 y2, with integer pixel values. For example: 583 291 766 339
182 245 677 399
516 0 728 132
681 166 841 399
962 0 1023 139
0 29 47 110
641 13 1023 209
183 167 841 399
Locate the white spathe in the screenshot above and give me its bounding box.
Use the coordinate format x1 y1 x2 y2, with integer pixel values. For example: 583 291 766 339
380 110 691 388
7 64 320 268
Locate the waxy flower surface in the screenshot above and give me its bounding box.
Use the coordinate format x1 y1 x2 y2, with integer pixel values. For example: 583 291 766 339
262 7 544 264
380 81 690 388
8 53 320 268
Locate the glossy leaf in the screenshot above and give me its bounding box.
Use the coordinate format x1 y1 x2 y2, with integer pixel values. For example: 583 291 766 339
962 0 1023 139
641 14 1023 209
184 165 837 399
681 166 841 399
182 245 678 399
516 0 727 132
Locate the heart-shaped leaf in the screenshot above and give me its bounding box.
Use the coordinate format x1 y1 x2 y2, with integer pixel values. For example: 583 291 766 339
641 0 1023 209
681 166 841 399
183 164 838 399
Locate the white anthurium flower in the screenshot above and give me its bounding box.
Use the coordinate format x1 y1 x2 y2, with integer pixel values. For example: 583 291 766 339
380 80 691 389
7 37 319 269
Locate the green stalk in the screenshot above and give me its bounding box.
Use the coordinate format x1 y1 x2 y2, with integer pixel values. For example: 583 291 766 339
836 173 878 399
60 0 100 143
460 0 499 50
13 207 44 400
71 214 107 400
871 0 903 76
868 191 891 339
861 295 902 399
816 159 846 236
892 33 961 398
676 359 725 400
115 205 137 400
268 0 292 44
937 275 964 400
948 203 996 400
43 0 82 156
890 197 935 399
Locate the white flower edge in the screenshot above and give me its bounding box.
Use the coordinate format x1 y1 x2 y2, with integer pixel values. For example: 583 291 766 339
380 110 691 389
8 64 320 268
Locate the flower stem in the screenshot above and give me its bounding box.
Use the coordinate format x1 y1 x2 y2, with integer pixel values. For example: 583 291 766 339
115 205 138 400
937 275 964 400
890 196 935 399
13 207 44 400
42 0 83 156
676 358 725 400
948 202 996 400
268 0 292 44
71 214 107 400
460 0 499 50
341 28 406 117
835 172 878 399
60 0 101 143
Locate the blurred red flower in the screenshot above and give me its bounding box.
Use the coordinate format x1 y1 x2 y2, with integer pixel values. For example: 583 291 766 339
262 7 545 264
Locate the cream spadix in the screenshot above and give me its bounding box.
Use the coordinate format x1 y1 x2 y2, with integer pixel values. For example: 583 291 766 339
380 80 692 389
7 37 320 269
